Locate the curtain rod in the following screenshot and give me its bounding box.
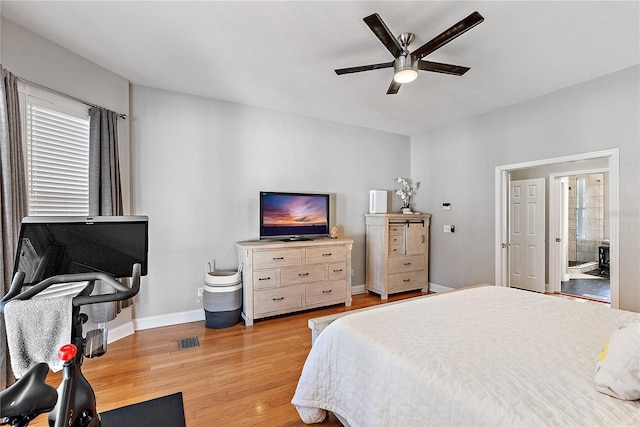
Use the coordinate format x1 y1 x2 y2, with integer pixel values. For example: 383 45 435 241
17 77 127 119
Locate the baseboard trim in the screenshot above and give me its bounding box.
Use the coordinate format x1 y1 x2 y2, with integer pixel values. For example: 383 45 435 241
428 283 455 293
129 283 456 333
134 309 205 331
107 322 135 343
351 284 366 294
353 283 455 295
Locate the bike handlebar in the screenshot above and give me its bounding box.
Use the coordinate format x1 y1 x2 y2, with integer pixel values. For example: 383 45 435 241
0 263 141 313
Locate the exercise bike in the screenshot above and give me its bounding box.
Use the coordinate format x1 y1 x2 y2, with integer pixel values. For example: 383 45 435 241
0 263 141 427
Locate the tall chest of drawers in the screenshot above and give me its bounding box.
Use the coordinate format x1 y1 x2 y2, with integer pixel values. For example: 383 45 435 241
365 214 431 299
237 238 353 326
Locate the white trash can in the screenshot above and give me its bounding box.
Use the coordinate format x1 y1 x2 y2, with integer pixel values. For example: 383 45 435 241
203 265 242 328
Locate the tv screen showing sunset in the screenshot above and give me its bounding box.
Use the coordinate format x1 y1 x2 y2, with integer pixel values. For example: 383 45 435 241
261 193 328 237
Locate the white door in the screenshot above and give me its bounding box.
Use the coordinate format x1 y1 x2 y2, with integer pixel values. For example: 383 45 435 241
509 178 546 292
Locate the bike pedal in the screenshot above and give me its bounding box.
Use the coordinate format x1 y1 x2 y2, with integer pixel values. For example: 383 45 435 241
84 328 108 358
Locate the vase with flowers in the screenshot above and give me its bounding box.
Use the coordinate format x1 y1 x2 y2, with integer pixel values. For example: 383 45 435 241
395 177 420 214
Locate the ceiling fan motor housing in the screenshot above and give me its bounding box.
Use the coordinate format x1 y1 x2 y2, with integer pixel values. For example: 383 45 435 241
393 54 418 83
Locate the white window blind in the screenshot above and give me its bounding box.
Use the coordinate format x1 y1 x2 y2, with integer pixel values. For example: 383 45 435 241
25 102 90 216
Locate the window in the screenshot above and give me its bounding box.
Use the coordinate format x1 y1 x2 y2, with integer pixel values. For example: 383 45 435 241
20 85 90 216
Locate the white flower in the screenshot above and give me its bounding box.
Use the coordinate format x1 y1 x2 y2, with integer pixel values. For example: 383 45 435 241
394 177 420 208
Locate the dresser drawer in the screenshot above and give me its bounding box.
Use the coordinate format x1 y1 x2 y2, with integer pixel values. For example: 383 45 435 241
254 286 302 316
388 244 405 257
253 249 302 269
388 271 426 293
282 264 325 285
305 245 347 264
388 225 405 236
252 269 279 290
328 262 347 280
305 280 347 306
388 255 425 274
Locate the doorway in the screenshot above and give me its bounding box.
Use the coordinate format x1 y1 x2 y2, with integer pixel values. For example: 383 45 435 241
557 171 610 303
495 149 619 309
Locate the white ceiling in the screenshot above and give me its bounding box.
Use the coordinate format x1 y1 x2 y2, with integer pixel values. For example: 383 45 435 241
2 1 638 136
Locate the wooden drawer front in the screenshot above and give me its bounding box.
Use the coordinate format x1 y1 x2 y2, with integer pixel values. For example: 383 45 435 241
388 271 426 293
254 286 302 316
253 249 302 269
305 245 347 265
253 269 279 290
389 243 405 257
388 255 425 274
305 280 347 306
388 225 405 236
328 262 347 280
282 265 325 285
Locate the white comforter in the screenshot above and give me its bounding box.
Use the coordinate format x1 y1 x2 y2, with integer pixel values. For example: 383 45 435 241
292 286 640 426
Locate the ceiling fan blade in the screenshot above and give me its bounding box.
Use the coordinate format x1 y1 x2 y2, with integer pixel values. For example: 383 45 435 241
386 79 401 95
363 13 404 58
412 11 484 60
418 60 470 76
335 61 394 75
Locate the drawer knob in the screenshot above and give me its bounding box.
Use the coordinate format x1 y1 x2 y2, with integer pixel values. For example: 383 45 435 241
403 278 411 282
322 289 332 294
258 277 271 281
333 269 343 273
322 253 332 257
403 262 411 266
299 272 309 277
272 297 285 301
272 256 284 260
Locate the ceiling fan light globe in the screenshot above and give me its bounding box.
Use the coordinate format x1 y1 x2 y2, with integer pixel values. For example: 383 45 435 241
394 69 418 84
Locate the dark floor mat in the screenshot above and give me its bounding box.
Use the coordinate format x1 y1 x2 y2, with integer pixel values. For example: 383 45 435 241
100 392 185 427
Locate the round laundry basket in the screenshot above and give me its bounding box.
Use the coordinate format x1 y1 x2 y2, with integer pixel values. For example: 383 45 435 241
203 265 242 328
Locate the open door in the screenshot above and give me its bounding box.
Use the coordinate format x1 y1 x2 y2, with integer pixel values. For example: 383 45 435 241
509 178 546 293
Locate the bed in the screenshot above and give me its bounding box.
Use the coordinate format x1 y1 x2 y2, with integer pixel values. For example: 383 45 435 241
292 286 640 426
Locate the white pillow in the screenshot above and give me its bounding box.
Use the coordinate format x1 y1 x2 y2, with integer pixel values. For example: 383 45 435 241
594 320 640 400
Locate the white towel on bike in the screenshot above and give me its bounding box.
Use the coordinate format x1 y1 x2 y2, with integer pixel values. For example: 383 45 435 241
4 295 73 377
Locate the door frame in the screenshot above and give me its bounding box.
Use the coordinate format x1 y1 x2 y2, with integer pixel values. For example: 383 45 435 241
495 149 619 308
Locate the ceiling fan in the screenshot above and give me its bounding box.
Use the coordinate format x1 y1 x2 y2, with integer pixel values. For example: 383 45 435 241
335 11 484 94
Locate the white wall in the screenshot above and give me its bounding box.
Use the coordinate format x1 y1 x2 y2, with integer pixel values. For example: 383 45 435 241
130 85 410 319
411 66 640 312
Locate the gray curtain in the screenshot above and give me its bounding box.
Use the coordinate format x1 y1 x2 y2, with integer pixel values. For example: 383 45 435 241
89 107 123 216
88 107 131 311
0 66 28 388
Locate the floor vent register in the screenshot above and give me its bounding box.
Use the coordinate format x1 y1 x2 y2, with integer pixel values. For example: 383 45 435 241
178 336 200 350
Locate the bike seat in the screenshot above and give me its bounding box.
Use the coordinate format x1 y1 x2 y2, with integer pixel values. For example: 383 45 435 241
0 363 57 420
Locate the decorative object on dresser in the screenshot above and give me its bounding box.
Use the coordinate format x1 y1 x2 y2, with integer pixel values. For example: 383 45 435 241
236 238 353 326
369 190 388 214
394 177 420 213
365 213 430 299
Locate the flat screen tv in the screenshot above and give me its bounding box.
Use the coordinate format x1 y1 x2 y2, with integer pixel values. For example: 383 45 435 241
13 215 149 286
260 192 330 241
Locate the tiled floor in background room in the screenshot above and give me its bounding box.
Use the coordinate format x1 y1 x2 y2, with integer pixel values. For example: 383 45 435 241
561 269 610 303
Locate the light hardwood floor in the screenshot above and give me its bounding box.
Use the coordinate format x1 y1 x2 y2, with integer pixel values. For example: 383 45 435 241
30 290 426 427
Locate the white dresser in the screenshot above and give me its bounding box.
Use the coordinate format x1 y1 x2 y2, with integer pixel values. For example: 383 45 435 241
236 238 353 326
365 214 430 299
